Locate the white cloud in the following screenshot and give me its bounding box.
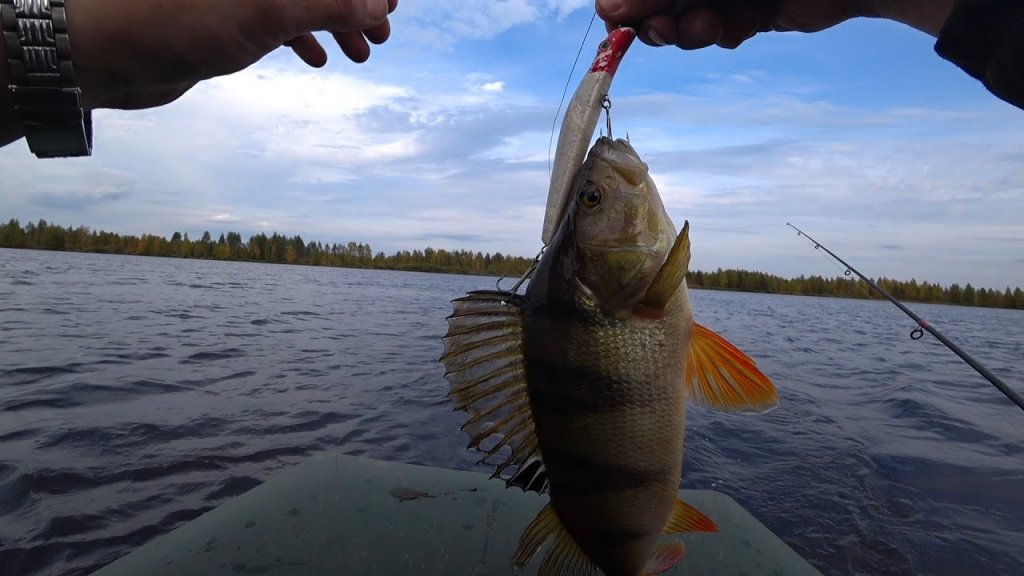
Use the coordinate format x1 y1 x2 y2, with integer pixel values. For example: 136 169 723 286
193 69 410 120
544 0 592 18
289 166 356 184
166 65 539 174
394 0 591 46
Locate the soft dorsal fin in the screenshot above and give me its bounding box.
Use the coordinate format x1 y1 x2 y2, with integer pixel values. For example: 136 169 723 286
440 290 548 492
641 220 690 310
685 322 779 413
513 503 600 576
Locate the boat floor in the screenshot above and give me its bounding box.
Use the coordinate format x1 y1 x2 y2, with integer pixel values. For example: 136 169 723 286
91 453 821 575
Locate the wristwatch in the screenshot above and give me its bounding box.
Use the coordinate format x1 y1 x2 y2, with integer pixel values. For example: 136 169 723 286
0 0 92 158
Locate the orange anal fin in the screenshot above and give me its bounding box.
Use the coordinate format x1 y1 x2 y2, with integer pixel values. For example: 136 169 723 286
513 503 600 576
685 322 779 413
663 498 718 534
643 540 686 575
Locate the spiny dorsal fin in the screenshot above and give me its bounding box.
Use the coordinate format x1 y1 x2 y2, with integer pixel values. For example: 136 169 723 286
513 503 600 576
441 290 547 493
641 220 690 310
685 322 779 413
662 498 718 534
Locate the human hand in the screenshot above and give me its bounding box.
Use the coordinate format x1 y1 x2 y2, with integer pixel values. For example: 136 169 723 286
65 0 398 111
595 0 952 50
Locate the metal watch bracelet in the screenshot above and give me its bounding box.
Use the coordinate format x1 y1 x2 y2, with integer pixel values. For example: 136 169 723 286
0 0 92 158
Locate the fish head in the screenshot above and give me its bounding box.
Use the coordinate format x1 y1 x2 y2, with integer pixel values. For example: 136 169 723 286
567 136 677 316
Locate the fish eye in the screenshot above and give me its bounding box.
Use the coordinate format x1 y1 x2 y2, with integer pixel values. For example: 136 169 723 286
579 187 602 208
598 40 610 52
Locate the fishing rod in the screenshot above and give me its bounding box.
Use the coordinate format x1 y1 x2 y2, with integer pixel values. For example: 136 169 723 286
786 222 1024 413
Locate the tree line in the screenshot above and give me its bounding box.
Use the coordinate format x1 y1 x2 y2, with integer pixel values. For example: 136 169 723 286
2 218 1022 310
687 268 1024 310
0 218 532 277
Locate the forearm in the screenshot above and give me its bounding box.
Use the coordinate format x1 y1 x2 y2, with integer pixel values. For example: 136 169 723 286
935 0 1024 109
872 0 957 36
0 0 396 154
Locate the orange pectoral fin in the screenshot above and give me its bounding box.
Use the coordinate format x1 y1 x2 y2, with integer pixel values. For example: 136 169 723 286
641 221 690 311
685 322 779 413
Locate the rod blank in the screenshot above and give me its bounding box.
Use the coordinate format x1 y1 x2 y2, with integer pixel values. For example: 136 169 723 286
787 222 1024 413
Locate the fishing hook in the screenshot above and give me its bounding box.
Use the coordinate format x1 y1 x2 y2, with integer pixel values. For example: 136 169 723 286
786 222 1024 413
496 248 544 296
602 95 613 139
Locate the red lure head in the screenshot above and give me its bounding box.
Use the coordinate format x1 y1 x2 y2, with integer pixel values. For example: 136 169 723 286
589 27 636 75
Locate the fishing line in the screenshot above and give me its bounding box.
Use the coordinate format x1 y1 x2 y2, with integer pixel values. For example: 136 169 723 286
547 10 597 180
786 223 1024 413
495 247 544 296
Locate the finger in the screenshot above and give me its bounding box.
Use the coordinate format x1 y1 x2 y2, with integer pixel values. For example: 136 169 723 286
294 0 391 32
674 9 723 50
630 14 672 46
285 33 328 67
364 18 391 45
333 30 371 63
388 0 398 14
716 5 762 49
595 0 679 24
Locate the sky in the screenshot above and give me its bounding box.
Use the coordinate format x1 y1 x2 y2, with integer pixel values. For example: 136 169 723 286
1 2 1022 290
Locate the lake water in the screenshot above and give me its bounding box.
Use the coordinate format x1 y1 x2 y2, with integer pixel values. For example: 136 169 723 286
1 248 1022 576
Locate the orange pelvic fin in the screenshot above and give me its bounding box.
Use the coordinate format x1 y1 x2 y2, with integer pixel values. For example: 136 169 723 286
662 498 718 534
643 540 686 575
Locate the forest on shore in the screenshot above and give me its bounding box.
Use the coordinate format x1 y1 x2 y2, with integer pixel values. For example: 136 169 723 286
2 218 1022 310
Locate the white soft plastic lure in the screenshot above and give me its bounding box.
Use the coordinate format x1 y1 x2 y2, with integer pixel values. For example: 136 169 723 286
541 27 636 245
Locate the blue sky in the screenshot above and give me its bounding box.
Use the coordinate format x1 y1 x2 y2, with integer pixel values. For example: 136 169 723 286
1 2 1022 290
